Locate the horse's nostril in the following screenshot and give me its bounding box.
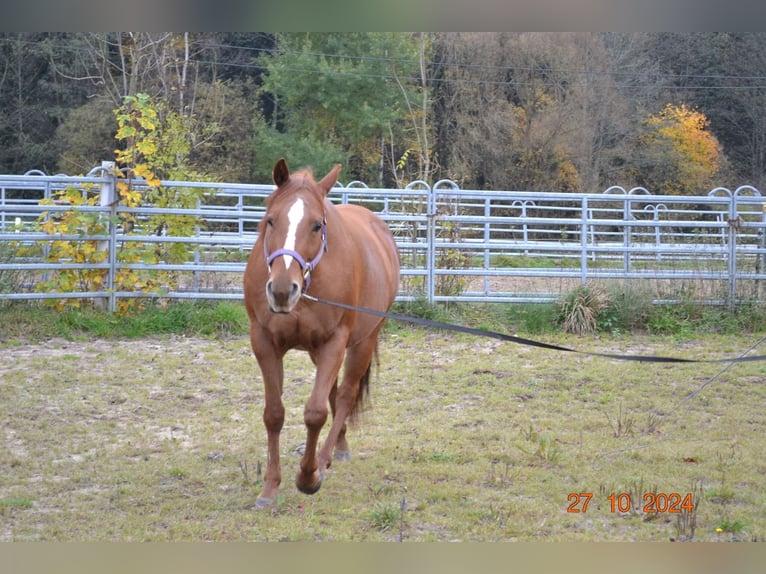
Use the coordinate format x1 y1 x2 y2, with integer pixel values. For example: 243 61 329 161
266 280 274 297
291 282 300 297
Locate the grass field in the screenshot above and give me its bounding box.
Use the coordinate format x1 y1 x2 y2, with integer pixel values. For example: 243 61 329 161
1 319 764 541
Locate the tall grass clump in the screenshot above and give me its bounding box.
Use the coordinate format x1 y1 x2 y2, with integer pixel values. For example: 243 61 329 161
557 284 610 335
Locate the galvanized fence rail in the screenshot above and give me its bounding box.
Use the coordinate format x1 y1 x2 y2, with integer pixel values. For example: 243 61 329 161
1 164 765 311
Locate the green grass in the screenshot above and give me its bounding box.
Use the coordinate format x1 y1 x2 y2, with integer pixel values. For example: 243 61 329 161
0 300 249 341
0 497 33 510
716 517 747 534
365 501 404 534
3 289 766 344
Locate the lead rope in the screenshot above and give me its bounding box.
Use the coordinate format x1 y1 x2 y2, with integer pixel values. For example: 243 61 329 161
301 293 766 365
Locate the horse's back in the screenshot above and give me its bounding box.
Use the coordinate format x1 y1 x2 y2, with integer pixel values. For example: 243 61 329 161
334 203 399 307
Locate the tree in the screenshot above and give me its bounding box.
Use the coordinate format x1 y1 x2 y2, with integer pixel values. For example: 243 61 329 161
432 32 521 189
6 32 766 192
390 32 435 186
113 92 208 225
48 33 256 180
433 33 583 191
52 98 117 174
37 93 215 314
632 103 724 195
0 33 92 173
253 32 428 185
562 33 660 192
432 33 671 193
644 33 766 188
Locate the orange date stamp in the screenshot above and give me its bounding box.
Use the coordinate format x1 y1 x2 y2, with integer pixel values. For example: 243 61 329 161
567 492 695 514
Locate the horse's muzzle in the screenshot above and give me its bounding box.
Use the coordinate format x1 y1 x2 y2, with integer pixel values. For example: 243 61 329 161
266 277 302 313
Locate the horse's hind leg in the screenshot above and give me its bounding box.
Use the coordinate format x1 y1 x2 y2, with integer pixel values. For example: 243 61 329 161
329 380 351 462
316 335 378 473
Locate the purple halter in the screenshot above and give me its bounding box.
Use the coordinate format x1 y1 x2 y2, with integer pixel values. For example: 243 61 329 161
263 217 327 293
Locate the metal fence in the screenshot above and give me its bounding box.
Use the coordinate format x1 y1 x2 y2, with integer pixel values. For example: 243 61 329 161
2 163 766 311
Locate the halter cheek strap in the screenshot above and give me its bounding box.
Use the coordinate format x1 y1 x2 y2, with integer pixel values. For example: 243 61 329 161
264 218 327 292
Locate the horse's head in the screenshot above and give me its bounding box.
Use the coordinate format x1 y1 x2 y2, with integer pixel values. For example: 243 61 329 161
262 158 341 313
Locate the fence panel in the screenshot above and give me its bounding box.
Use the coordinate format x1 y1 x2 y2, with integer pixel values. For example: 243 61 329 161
1 170 765 310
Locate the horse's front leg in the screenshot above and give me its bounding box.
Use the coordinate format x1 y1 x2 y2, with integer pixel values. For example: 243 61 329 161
253 341 285 508
296 336 347 495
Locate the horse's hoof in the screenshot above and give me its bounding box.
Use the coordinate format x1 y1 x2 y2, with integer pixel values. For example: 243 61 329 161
333 449 351 462
255 496 275 509
296 472 322 495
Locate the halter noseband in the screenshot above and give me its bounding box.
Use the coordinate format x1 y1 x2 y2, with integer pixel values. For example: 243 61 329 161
263 217 327 293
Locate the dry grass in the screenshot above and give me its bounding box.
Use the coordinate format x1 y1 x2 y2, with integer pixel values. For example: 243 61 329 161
558 284 610 335
0 329 764 541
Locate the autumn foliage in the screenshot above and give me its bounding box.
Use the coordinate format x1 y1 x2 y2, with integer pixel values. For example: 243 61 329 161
36 94 206 314
636 103 723 195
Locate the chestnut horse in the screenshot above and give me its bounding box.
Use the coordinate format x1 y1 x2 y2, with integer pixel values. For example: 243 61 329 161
243 159 400 507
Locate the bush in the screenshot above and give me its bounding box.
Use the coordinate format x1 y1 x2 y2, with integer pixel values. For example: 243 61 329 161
599 282 655 334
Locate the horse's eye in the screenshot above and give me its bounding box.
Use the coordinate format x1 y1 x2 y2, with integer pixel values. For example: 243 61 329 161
312 221 322 233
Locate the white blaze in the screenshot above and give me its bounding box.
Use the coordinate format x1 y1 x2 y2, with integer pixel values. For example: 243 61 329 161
281 198 305 270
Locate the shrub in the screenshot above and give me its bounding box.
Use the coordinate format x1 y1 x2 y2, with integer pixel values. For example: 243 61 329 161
35 93 208 316
600 282 654 333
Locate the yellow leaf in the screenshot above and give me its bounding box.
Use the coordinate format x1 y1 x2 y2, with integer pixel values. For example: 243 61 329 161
133 163 152 179
137 140 157 156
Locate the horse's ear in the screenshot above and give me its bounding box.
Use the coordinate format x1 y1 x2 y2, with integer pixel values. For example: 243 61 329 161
318 164 342 196
273 158 289 187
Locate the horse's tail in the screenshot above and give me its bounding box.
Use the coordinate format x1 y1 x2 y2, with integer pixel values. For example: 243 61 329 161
349 344 378 425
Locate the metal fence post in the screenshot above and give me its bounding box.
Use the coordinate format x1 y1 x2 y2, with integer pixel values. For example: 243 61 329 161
623 196 632 274
99 161 117 313
405 179 435 304
427 183 436 305
581 197 589 285
760 207 766 297
484 196 491 294
728 192 738 312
